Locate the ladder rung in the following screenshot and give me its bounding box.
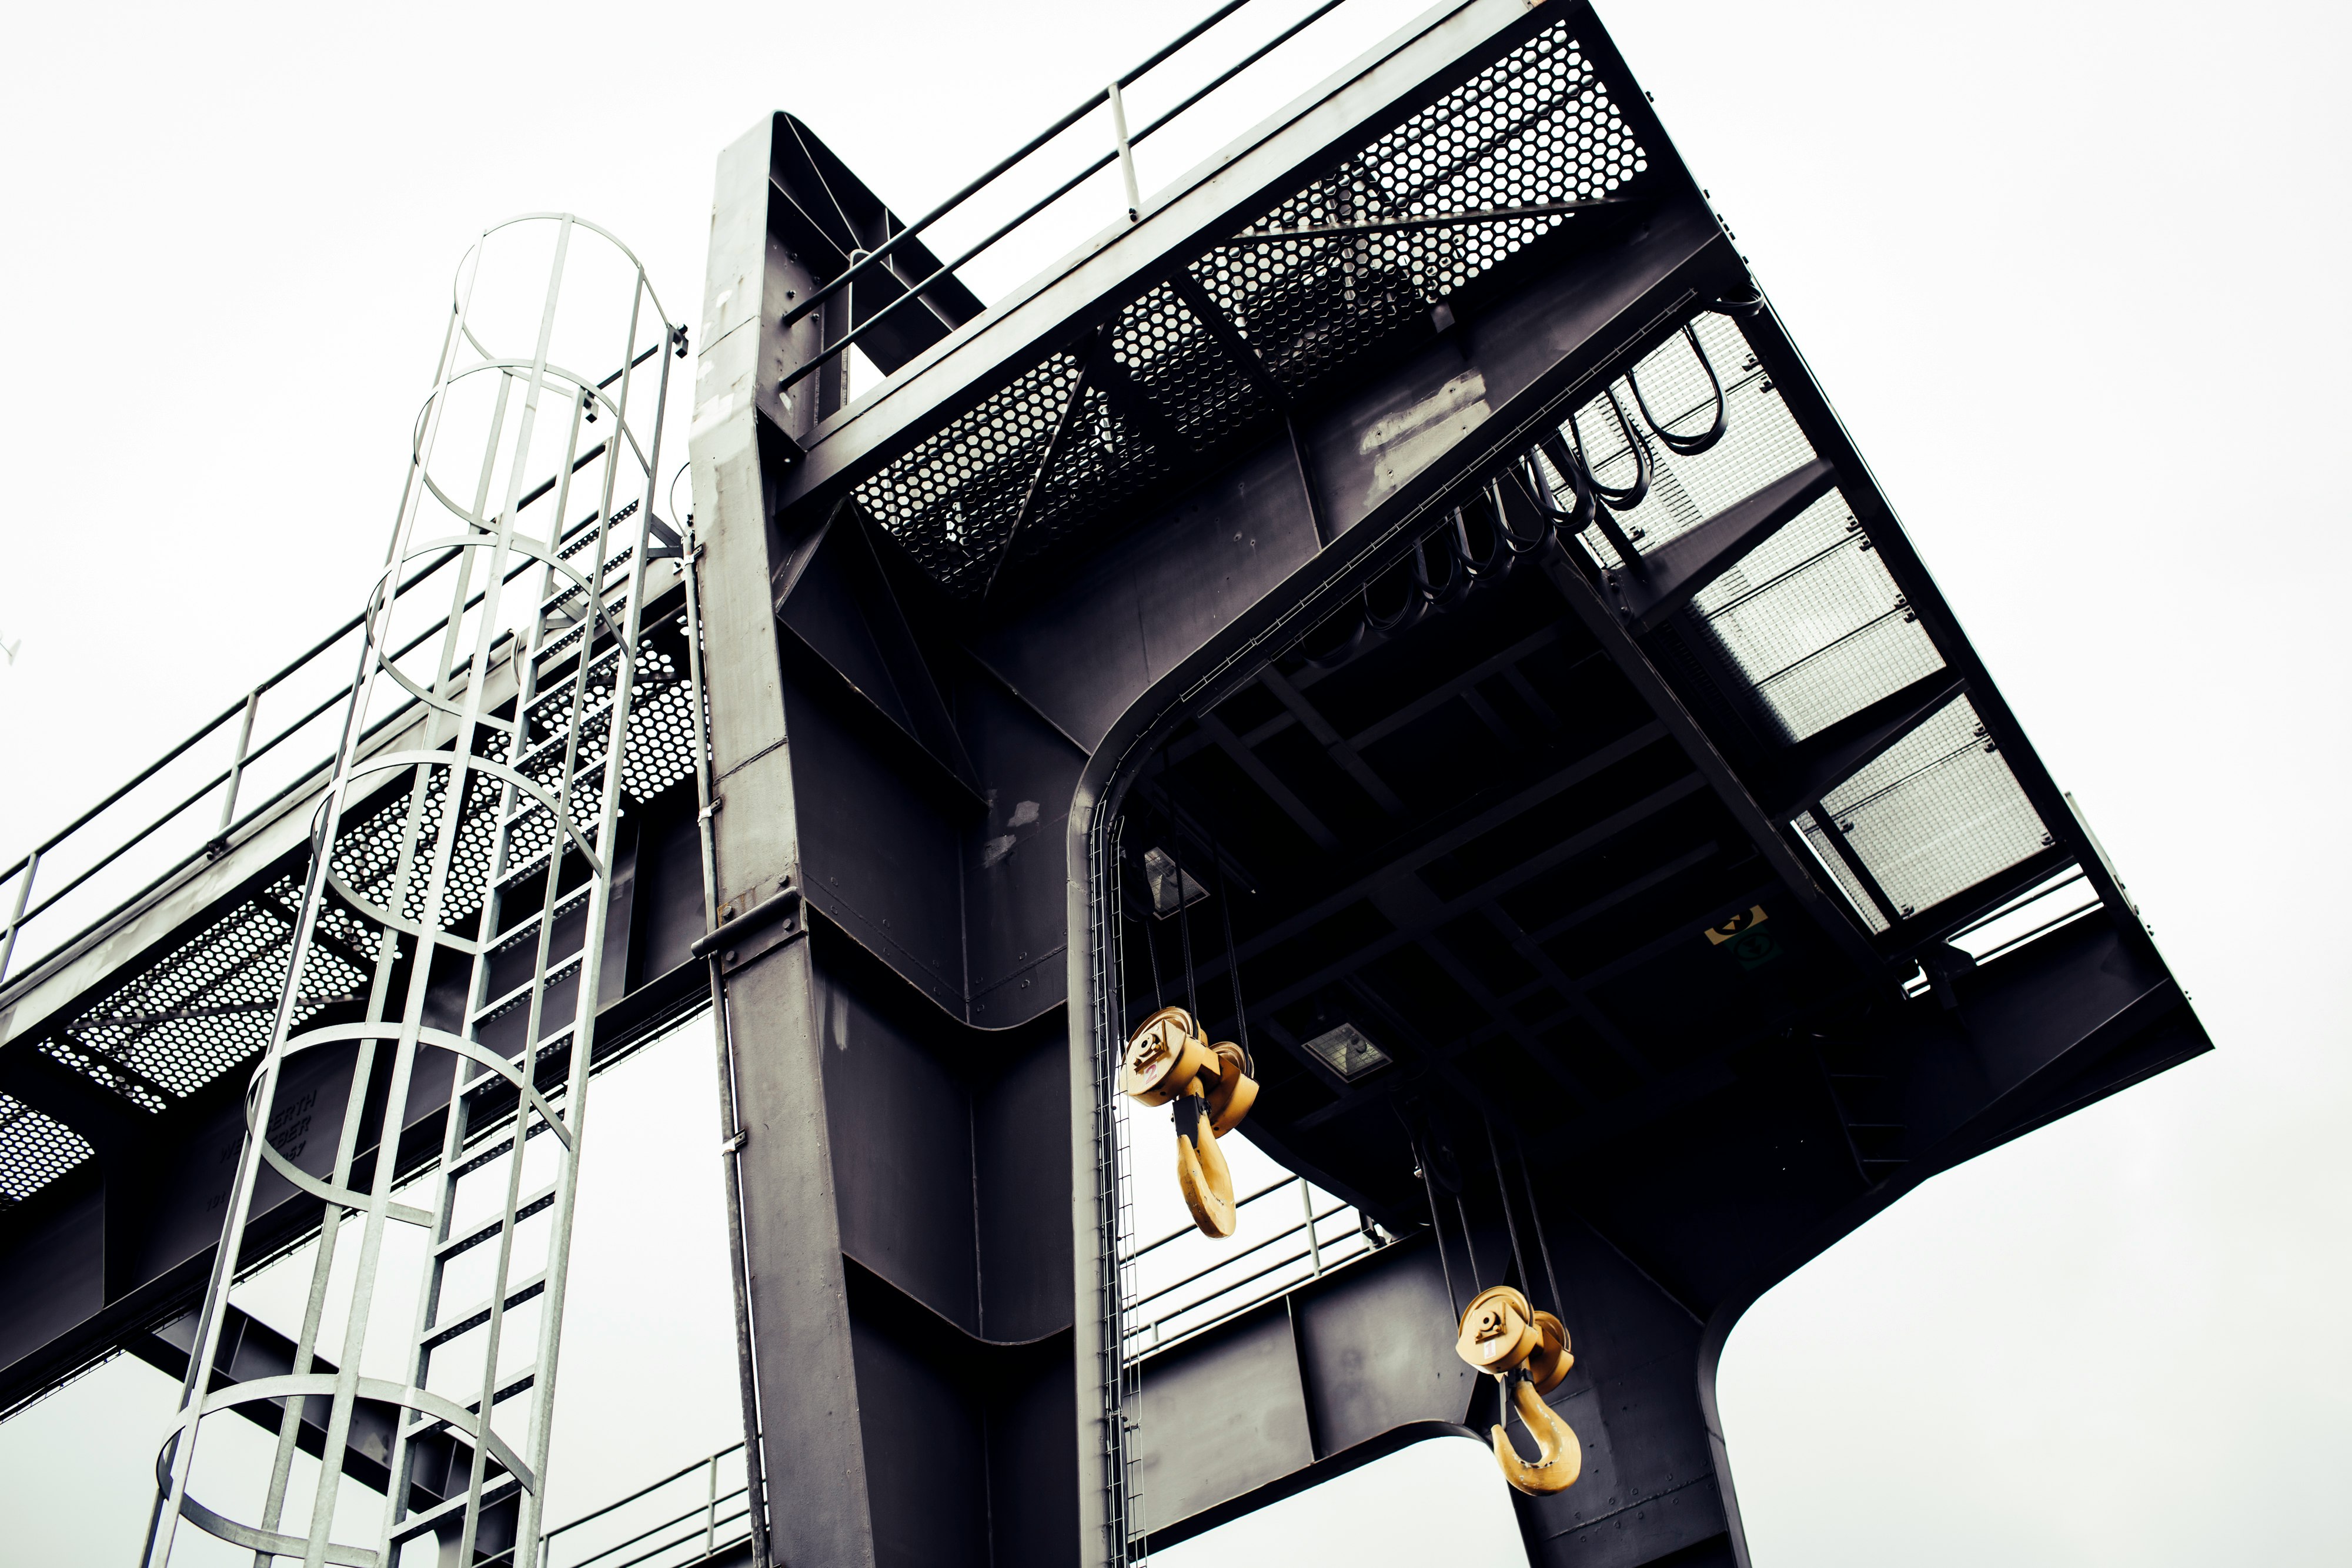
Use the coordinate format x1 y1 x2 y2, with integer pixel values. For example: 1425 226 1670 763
401 1369 539 1442
420 1272 549 1352
389 1472 524 1546
437 1185 557 1261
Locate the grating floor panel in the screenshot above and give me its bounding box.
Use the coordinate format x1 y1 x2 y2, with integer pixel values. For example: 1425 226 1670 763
850 17 1652 599
0 607 706 1216
0 1094 94 1214
1693 487 1947 743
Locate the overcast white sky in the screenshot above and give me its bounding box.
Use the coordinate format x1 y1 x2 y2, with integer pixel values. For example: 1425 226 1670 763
2 1 2348 1563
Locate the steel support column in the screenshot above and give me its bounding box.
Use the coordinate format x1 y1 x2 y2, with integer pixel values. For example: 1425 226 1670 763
691 117 875 1568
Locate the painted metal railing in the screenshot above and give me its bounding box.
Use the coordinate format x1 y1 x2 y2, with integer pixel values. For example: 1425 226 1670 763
777 0 1389 403
1122 1171 1380 1363
539 1444 753 1568
0 342 681 1003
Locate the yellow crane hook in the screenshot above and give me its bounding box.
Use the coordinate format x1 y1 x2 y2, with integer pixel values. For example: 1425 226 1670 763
1174 1088 1237 1237
1118 1008 1260 1239
1492 1372 1581 1495
1453 1285 1581 1496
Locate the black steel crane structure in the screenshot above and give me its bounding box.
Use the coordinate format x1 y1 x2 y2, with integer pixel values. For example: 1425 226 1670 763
0 5 2207 1566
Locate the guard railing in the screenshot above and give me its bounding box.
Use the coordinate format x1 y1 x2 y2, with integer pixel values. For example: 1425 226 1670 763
538 1443 753 1568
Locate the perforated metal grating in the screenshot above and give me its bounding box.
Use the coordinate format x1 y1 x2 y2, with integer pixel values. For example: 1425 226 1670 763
52 868 365 1105
0 1094 93 1213
1799 696 2052 928
0 605 704 1213
1195 21 1644 400
1109 281 1271 450
852 354 1085 593
850 19 1649 598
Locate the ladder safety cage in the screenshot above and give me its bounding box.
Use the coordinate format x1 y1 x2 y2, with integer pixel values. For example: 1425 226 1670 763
142 213 681 1568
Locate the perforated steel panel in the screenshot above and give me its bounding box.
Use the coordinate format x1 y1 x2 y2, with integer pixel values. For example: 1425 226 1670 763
51 869 362 1105
851 354 1085 593
1108 280 1271 450
0 606 704 1216
1194 21 1645 400
0 1094 93 1213
851 18 1651 598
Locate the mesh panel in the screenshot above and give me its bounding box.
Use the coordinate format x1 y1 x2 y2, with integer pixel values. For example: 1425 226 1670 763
1108 281 1271 449
1820 697 2051 920
0 607 706 1214
850 354 1085 595
1693 488 1946 742
1793 808 1891 935
53 869 362 1103
1563 314 1815 565
0 1094 93 1211
1193 22 1643 403
852 19 1649 597
1028 384 1178 557
617 641 700 803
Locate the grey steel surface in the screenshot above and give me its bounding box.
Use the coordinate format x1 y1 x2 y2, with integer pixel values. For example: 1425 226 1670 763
0 4 2210 1568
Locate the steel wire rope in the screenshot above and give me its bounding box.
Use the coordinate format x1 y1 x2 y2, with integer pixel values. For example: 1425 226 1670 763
1403 1113 1461 1321
1482 1115 1538 1437
1158 753 1200 1026
1484 1115 1531 1293
1141 831 1167 1015
1209 831 1252 1078
1454 1186 1482 1287
1514 1135 1565 1320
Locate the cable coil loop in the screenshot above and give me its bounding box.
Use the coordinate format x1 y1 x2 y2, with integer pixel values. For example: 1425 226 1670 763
1626 323 1728 457
1566 388 1652 510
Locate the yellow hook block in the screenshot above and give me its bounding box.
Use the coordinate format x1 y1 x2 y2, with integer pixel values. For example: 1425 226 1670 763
1455 1285 1580 1495
1120 1008 1261 1239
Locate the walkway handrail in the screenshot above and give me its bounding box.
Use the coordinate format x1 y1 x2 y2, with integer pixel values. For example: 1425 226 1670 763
0 346 668 997
771 0 1365 402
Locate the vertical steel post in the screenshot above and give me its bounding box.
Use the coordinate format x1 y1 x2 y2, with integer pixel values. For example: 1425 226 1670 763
0 849 35 988
704 1450 720 1557
1108 83 1142 223
1301 1179 1323 1276
211 688 262 851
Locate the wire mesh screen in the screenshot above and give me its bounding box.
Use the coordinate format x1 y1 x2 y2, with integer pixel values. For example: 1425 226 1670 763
1793 809 1894 935
1691 488 1947 743
1810 695 2053 924
1563 313 1815 567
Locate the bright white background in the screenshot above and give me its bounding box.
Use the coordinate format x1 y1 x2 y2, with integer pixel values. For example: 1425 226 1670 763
2 2 2348 1564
